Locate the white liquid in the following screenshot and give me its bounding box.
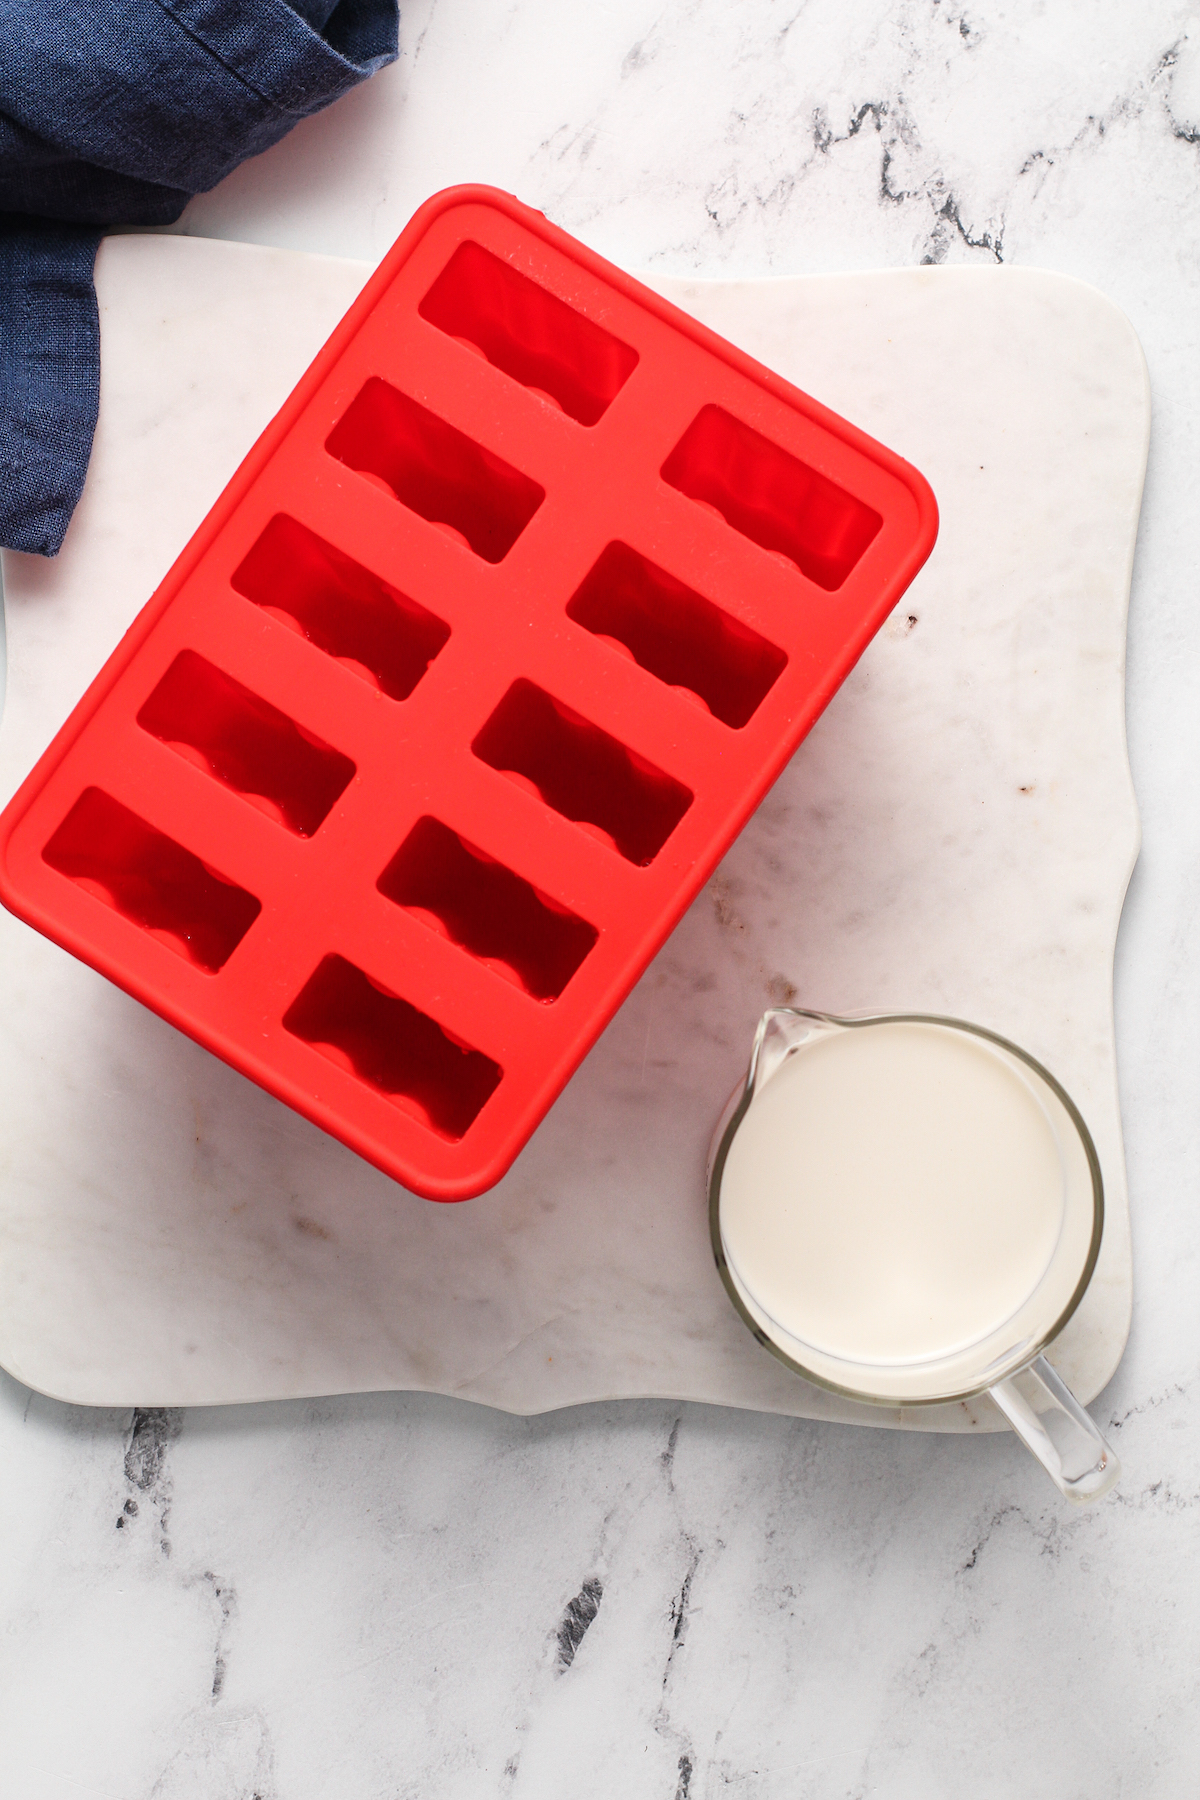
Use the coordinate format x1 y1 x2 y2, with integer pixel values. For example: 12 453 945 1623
719 1022 1067 1366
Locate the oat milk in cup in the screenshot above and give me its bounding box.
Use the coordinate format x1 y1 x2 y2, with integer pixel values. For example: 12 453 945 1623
708 1010 1119 1502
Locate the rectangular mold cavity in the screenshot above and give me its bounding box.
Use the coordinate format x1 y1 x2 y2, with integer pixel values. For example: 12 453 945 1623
378 816 598 1001
42 788 260 972
283 953 501 1141
326 378 544 563
566 541 787 729
232 515 449 701
418 239 639 426
137 650 355 837
472 680 692 866
661 405 883 591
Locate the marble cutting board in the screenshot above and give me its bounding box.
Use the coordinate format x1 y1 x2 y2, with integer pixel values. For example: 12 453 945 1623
0 234 1148 1427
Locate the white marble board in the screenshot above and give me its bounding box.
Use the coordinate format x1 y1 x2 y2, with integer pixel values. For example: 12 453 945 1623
0 233 1147 1426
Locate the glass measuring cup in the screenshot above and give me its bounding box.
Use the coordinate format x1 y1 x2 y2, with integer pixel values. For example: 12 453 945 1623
707 1009 1120 1502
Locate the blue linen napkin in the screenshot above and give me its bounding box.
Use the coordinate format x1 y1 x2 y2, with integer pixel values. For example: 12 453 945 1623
0 0 398 556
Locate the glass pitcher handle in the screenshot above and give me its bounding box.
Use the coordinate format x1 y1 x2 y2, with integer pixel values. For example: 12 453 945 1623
989 1353 1120 1503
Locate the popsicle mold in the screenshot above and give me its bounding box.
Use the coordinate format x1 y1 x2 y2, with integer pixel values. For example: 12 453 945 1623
0 185 937 1198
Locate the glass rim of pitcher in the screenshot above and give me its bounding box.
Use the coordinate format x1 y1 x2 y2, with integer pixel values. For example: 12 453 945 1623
707 1007 1106 1408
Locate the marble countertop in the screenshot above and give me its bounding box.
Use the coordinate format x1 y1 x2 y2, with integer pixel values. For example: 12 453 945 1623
3 2 1200 1794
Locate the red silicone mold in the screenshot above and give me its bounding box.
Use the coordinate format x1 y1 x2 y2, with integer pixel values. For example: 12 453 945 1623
0 186 938 1200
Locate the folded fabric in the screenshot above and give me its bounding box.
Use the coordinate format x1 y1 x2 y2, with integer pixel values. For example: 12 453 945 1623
0 0 398 556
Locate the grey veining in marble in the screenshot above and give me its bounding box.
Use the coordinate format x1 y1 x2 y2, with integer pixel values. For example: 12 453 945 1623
2 3 1200 1796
